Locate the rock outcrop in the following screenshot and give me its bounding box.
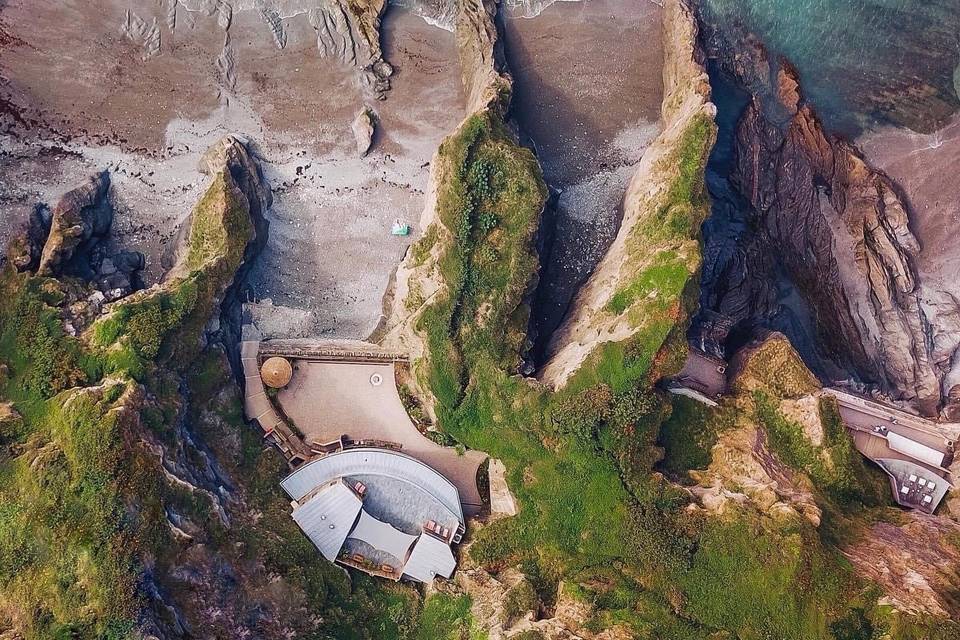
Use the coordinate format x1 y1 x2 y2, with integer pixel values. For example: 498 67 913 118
842 512 960 619
705 31 960 416
689 335 824 526
690 333 960 621
36 172 114 276
322 0 394 97
7 172 146 306
351 106 376 156
455 0 511 115
378 0 515 377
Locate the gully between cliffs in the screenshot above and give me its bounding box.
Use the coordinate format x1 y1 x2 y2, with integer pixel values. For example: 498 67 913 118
501 0 665 365
688 60 849 384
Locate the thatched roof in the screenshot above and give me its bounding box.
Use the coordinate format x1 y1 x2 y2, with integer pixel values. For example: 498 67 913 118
261 356 293 388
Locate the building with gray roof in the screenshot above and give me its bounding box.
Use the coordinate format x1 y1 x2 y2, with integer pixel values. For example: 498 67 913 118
282 448 464 583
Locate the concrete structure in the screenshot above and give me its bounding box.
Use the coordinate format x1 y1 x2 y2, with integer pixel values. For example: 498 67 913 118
240 340 311 464
874 458 953 514
282 448 463 583
273 351 486 514
668 348 727 406
239 333 491 583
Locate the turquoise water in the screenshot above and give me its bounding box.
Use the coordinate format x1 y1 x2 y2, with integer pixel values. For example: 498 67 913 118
699 0 960 134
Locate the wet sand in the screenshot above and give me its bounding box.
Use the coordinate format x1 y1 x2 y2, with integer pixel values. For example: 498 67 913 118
502 0 664 358
857 116 960 310
0 0 463 340
246 7 464 339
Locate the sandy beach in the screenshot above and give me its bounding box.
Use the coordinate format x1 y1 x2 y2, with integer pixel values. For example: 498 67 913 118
0 0 463 340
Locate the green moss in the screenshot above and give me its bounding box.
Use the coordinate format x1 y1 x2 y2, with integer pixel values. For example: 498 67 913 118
0 381 150 638
413 593 474 640
411 225 439 268
640 113 714 244
503 579 539 625
674 515 865 640
185 170 253 272
606 250 688 316
734 337 820 399
406 102 910 638
658 395 733 478
754 392 888 511
417 111 547 420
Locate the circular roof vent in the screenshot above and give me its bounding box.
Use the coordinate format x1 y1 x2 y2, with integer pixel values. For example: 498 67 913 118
261 356 293 388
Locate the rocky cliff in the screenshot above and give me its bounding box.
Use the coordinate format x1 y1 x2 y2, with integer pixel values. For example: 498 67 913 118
701 28 960 417
0 136 400 638
538 0 715 388
685 333 960 623
378 0 526 398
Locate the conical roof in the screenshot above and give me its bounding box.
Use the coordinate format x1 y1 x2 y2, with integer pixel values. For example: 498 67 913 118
261 356 293 388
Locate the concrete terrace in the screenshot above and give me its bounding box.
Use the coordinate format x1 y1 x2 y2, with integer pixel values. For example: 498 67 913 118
275 357 487 513
671 346 959 513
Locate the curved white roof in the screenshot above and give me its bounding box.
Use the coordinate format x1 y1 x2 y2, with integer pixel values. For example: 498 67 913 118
281 448 465 524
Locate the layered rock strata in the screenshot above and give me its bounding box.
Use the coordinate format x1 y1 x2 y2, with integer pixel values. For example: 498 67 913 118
703 31 960 416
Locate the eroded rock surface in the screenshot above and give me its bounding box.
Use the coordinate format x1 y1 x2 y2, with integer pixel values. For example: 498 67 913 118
539 0 714 388
8 172 147 307
351 106 376 156
700 30 960 416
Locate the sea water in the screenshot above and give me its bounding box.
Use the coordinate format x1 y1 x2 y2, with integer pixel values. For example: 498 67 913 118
699 0 960 134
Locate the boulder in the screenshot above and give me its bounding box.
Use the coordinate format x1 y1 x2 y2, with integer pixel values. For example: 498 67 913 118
8 204 51 272
351 106 376 157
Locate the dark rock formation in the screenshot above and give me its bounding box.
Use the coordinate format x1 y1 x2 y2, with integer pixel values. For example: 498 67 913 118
700 33 960 416
37 171 113 276
9 172 146 304
201 135 273 376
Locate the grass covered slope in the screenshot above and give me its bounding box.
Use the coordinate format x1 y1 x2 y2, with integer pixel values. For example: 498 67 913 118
0 136 447 639
0 138 261 637
395 1 960 637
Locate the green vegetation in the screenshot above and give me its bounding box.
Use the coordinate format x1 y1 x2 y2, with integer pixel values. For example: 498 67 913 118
754 392 887 509
408 104 935 638
185 170 254 271
417 111 546 419
412 593 475 640
733 336 820 399
411 109 688 633
606 250 688 315
657 395 732 478
0 270 162 638
0 165 265 637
